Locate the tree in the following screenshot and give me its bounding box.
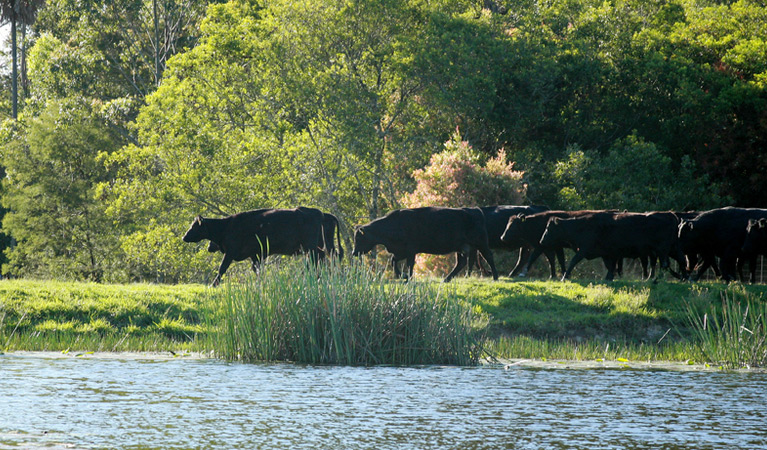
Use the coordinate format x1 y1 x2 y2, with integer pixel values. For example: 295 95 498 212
0 99 123 279
0 0 44 118
553 134 728 212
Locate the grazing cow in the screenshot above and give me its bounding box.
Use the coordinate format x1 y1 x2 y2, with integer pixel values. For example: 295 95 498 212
500 210 613 278
540 212 685 281
183 207 325 286
465 205 550 277
678 207 767 282
352 207 498 282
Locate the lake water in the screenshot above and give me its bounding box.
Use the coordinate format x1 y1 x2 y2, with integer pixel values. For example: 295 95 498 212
1 354 766 449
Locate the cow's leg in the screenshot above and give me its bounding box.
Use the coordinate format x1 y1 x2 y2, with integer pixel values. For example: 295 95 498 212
444 253 467 282
562 252 584 281
639 256 649 280
721 253 738 283
391 255 402 278
614 258 624 278
691 253 716 281
603 257 618 281
464 252 475 277
309 248 324 266
518 247 544 278
212 254 234 287
508 246 529 277
656 254 679 282
478 245 499 281
543 249 558 279
406 255 416 280
555 248 567 277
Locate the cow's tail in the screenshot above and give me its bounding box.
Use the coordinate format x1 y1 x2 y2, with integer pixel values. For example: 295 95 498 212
334 215 344 260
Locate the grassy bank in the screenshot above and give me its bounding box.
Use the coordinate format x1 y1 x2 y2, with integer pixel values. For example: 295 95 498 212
454 279 767 364
0 280 210 352
1 276 766 365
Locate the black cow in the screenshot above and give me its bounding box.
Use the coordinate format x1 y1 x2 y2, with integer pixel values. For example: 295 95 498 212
500 210 612 278
540 212 685 281
352 207 498 282
183 207 325 286
464 205 550 277
206 211 344 261
678 207 767 282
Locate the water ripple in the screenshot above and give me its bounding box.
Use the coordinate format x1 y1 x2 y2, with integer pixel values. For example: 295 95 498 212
1 355 766 449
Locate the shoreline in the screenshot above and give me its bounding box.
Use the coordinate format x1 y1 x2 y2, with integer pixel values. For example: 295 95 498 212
4 350 764 372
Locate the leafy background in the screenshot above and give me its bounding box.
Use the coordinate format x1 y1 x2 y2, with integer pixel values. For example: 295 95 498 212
0 0 762 282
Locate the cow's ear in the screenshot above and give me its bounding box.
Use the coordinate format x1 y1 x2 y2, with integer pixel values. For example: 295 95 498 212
549 217 560 225
759 218 767 229
195 215 204 224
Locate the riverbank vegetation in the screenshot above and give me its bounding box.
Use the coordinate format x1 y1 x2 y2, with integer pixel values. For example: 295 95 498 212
2 272 766 368
211 261 485 366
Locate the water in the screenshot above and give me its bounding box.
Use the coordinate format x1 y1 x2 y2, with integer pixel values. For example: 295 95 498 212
1 355 766 449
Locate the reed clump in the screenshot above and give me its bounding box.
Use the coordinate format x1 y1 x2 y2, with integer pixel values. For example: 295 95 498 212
686 290 767 369
207 259 487 366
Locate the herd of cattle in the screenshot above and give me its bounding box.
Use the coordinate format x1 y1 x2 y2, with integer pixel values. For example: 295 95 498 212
182 205 767 286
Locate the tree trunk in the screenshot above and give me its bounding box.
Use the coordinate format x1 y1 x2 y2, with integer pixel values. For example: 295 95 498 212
21 23 28 103
10 16 17 119
153 0 160 86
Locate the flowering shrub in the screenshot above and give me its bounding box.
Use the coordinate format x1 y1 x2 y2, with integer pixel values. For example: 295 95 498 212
402 129 526 208
401 129 526 277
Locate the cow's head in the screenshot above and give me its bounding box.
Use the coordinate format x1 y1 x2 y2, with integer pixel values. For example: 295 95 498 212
351 226 376 256
539 217 563 247
677 220 696 244
742 218 767 254
182 215 208 243
500 214 526 245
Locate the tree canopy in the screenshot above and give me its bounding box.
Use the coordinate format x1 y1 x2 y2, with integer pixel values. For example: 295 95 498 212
1 0 765 281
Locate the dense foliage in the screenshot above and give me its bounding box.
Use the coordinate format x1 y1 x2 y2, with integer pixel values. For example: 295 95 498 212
0 0 765 281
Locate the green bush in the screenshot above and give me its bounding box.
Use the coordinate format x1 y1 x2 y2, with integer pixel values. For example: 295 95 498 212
554 134 727 211
208 258 488 366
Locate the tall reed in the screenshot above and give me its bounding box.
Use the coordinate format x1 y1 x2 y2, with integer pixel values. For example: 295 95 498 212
686 291 767 369
207 258 487 366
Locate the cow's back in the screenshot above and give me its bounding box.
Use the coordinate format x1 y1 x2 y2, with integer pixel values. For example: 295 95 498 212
222 207 323 256
374 207 488 255
519 210 612 245
689 207 767 252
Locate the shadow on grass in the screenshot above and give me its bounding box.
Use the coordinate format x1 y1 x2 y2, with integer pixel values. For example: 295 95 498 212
455 278 767 344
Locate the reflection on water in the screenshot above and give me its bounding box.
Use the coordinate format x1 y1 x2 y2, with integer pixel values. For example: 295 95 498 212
1 354 766 449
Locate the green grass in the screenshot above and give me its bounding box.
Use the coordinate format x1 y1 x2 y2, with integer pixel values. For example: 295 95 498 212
0 280 210 352
2 275 767 366
685 290 767 369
